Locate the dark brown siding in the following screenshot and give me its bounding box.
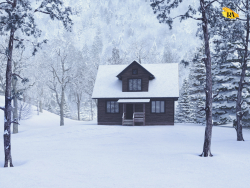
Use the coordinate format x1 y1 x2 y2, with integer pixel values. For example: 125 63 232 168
135 104 143 112
97 99 122 125
97 98 175 125
145 98 174 125
122 63 149 92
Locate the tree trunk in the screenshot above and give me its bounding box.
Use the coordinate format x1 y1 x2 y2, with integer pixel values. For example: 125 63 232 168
90 99 93 121
4 27 15 167
76 94 81 121
77 104 80 120
39 100 43 113
60 89 64 126
37 101 39 115
12 78 18 134
235 11 249 141
200 0 213 157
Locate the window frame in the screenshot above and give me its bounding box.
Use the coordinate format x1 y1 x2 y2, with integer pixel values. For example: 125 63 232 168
106 100 120 114
128 78 142 91
151 100 165 113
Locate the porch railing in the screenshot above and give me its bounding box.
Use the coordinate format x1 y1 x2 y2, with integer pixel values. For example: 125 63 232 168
133 112 145 126
122 112 126 125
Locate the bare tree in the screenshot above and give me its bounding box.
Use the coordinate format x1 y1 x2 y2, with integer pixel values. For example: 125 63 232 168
18 95 32 121
48 49 71 126
0 0 72 167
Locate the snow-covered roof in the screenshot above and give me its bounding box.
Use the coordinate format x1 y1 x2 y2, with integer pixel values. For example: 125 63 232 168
92 63 179 99
117 99 150 103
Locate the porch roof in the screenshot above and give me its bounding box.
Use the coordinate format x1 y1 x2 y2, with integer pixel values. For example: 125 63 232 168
117 99 150 103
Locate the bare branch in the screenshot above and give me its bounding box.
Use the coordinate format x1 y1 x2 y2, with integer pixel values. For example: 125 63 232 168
11 119 19 125
0 106 5 111
237 18 247 21
0 1 12 6
173 15 203 21
199 107 205 112
242 0 247 9
205 0 220 8
51 66 62 84
235 4 246 13
12 73 23 80
34 9 50 15
213 90 220 99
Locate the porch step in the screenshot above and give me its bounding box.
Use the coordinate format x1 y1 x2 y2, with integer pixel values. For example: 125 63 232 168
123 119 133 125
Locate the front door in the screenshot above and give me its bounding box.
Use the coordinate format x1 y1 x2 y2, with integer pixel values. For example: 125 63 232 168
126 104 133 119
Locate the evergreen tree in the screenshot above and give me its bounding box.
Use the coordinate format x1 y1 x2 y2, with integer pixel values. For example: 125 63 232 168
189 46 206 124
176 79 191 123
63 99 71 118
212 0 250 141
212 41 239 125
195 94 206 124
108 47 122 65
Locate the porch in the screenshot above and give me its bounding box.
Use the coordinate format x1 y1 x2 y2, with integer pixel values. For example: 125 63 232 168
117 99 150 126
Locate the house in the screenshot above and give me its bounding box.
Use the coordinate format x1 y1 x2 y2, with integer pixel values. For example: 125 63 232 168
92 61 179 125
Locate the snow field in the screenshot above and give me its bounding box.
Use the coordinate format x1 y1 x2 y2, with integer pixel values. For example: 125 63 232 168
0 107 250 188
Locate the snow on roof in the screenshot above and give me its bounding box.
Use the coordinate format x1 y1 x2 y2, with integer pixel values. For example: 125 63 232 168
117 99 150 103
92 63 179 99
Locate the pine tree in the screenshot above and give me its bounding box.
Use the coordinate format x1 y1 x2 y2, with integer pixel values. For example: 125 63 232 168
108 47 122 65
189 46 206 124
195 94 206 124
63 99 71 118
212 41 239 125
212 1 250 141
177 79 191 123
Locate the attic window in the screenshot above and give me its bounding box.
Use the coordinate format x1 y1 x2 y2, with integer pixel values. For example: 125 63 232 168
132 69 138 75
129 79 141 91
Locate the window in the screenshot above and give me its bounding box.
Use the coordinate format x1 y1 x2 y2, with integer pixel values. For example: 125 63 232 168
151 101 165 113
129 79 141 91
132 69 138 75
107 101 119 113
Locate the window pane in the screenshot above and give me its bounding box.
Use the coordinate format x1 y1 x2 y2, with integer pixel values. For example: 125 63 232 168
107 101 110 113
129 79 133 91
138 79 141 90
115 102 119 113
156 101 160 113
152 101 155 113
133 79 137 90
161 101 164 113
111 101 115 113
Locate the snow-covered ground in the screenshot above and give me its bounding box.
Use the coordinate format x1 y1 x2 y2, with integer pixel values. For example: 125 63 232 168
0 104 250 187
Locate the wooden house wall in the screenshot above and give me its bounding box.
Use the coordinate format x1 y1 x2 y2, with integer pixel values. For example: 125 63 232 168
97 99 122 125
145 98 174 125
121 63 149 92
135 104 143 112
97 98 175 125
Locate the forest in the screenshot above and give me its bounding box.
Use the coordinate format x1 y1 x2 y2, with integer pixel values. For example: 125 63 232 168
0 0 250 186
0 0 250 187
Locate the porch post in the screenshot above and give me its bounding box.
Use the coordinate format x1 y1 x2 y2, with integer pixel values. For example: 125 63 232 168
133 104 135 126
143 103 145 125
